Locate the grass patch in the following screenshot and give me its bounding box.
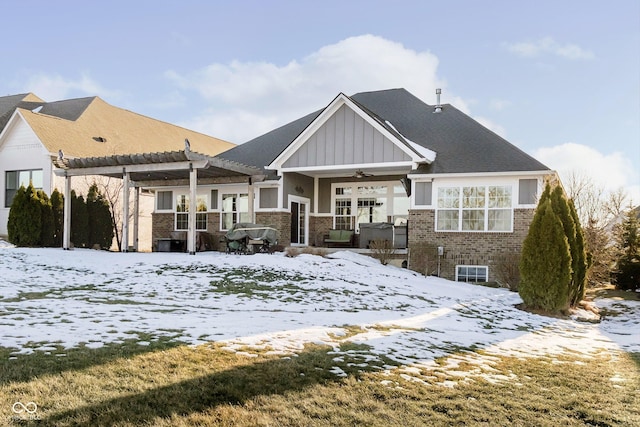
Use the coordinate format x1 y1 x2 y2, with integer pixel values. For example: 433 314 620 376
1 339 637 426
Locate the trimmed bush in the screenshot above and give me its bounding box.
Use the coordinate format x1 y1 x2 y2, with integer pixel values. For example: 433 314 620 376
568 198 588 305
519 199 572 312
71 190 89 248
87 183 114 249
37 190 55 247
50 189 64 247
550 186 588 307
7 184 42 247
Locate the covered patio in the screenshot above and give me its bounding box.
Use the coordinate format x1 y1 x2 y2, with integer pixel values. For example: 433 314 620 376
53 147 263 254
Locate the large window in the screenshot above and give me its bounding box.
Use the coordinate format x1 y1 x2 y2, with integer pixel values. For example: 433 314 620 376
5 169 43 208
333 183 409 231
357 186 387 224
221 193 249 230
175 194 208 231
436 185 512 232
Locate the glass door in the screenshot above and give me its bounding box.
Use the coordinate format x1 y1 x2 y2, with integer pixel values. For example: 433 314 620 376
290 198 309 245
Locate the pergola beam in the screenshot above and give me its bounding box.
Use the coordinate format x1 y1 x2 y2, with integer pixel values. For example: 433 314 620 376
53 160 209 177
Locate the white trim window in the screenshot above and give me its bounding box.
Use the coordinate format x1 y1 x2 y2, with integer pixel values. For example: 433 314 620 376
333 185 353 230
5 169 43 208
436 185 512 232
221 193 249 230
175 194 208 231
456 265 488 283
156 190 173 211
332 182 409 231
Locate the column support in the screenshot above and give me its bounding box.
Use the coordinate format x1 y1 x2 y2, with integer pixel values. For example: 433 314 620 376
133 186 140 252
187 164 197 255
63 174 72 250
122 169 130 252
247 177 255 223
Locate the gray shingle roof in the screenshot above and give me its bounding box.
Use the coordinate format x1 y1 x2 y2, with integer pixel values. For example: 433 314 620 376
218 109 322 171
0 93 45 133
218 88 549 175
0 94 95 135
38 97 95 121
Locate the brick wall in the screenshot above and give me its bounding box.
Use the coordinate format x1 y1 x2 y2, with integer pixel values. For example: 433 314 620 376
407 208 534 281
311 216 333 246
206 213 224 251
256 211 291 246
152 212 224 251
151 213 174 246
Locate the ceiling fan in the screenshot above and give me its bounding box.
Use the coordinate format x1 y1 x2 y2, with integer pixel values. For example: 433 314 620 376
353 169 373 179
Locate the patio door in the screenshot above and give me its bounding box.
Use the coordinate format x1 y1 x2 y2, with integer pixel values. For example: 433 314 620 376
290 197 309 246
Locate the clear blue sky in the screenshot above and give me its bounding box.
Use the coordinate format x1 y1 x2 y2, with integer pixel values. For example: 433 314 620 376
1 0 638 200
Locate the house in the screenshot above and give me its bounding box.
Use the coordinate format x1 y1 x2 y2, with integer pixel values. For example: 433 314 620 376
145 88 555 282
0 94 234 250
18 88 554 283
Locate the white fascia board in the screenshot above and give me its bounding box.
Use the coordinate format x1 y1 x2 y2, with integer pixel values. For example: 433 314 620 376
267 93 429 170
280 161 414 174
384 120 436 163
0 110 31 150
253 179 281 188
407 170 554 180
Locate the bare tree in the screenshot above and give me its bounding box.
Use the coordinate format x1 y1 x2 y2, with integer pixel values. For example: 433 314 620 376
605 187 631 220
562 169 630 286
82 176 131 251
564 170 606 227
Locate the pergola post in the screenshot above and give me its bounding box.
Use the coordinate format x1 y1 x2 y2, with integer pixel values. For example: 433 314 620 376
187 164 197 255
122 169 130 252
133 186 140 252
63 174 72 250
247 177 255 223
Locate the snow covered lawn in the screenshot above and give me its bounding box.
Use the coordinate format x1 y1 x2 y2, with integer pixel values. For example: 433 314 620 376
1 247 638 383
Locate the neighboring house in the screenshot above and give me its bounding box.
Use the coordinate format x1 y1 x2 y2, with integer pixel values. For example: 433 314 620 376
0 94 234 250
150 88 554 282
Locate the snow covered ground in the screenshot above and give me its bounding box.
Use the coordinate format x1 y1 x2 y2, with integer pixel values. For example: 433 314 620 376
1 247 638 382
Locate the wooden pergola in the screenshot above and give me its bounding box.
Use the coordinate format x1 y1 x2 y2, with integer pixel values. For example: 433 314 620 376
53 148 263 254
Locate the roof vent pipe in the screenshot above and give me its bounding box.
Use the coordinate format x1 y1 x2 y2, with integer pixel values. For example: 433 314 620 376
434 88 442 113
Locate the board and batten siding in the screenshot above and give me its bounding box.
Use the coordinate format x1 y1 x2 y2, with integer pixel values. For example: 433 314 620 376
283 104 412 168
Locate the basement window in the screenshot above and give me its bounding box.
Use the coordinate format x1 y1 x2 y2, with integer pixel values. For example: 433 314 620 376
456 265 488 283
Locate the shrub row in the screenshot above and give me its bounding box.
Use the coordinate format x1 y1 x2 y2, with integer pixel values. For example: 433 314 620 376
8 183 113 249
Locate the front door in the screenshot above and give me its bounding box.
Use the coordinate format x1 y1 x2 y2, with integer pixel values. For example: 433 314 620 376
290 197 309 245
